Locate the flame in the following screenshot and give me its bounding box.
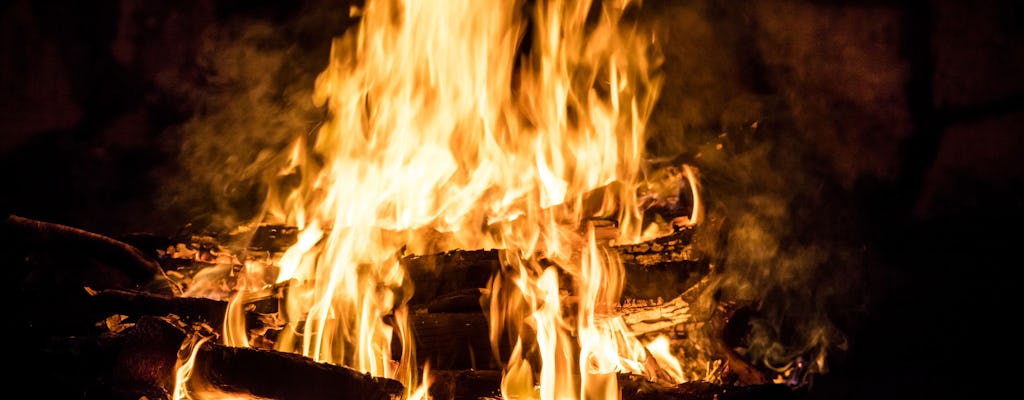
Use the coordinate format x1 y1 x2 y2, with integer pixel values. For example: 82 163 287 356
644 335 685 384
209 0 694 397
174 334 211 400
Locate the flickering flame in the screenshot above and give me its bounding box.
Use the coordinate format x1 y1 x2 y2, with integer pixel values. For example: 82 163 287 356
644 335 685 384
173 334 211 400
208 0 699 397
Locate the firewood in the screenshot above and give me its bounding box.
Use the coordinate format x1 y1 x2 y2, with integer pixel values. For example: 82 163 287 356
90 288 229 328
150 220 712 306
406 312 502 370
86 287 715 372
404 249 500 307
402 246 709 307
427 369 502 400
613 225 697 265
621 276 711 337
618 375 795 400
3 214 178 296
195 341 404 400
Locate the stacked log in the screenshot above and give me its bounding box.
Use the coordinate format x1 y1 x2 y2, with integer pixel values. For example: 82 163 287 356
3 214 791 399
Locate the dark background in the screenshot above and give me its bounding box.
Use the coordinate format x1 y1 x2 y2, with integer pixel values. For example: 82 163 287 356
2 0 1021 399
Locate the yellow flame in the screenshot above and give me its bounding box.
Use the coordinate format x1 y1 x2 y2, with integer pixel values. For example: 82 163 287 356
682 165 701 227
213 0 686 397
644 335 685 384
173 334 212 400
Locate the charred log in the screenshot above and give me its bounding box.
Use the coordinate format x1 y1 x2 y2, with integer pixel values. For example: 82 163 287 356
404 312 498 370
402 243 710 307
195 341 404 400
427 369 503 400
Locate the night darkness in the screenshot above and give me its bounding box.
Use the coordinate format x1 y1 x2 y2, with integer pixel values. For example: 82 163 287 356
2 1 1022 399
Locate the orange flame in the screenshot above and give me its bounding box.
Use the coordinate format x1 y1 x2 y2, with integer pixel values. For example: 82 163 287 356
208 0 690 397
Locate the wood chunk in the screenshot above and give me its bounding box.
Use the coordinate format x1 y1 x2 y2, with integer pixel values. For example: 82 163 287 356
621 276 711 337
196 343 404 400
404 249 501 307
90 289 228 328
407 312 501 370
613 226 697 266
427 369 503 400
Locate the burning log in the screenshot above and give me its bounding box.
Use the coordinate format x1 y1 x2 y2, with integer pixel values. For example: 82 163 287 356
427 369 503 400
401 228 711 307
86 287 717 372
88 289 499 370
194 341 404 400
621 276 710 337
404 312 499 370
6 214 759 397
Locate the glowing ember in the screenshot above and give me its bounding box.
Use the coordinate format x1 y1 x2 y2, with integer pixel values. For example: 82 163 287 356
181 0 690 398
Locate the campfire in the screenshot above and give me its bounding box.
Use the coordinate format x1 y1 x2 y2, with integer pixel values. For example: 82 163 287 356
5 1 841 399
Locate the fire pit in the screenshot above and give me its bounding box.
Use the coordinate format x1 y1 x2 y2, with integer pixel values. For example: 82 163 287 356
3 205 801 400
3 0 825 397
19 0 1023 399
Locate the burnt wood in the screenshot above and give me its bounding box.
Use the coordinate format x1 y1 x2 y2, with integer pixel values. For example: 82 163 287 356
196 341 404 400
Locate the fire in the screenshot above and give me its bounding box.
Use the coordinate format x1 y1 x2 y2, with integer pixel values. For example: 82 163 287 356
181 0 687 398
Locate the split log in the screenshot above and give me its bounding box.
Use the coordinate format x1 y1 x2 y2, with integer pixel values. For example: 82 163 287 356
621 276 711 337
613 225 697 265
